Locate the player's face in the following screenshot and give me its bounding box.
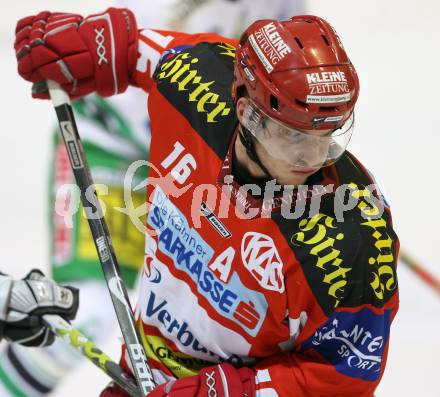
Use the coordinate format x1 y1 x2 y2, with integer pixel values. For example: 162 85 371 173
252 128 331 185
235 97 334 185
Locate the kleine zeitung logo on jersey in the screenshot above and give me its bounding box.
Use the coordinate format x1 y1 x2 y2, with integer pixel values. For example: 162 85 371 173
241 232 285 293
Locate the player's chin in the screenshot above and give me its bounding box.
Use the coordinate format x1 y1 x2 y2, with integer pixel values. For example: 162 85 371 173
274 173 308 186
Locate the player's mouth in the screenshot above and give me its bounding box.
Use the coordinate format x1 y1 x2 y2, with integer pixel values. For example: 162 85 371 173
289 168 318 176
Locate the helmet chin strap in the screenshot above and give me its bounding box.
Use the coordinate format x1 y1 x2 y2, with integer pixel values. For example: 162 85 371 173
237 124 276 181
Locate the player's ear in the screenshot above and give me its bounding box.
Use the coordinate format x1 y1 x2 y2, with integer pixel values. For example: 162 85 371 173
236 97 250 125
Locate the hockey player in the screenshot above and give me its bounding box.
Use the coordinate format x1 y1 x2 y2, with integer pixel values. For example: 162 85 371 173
14 6 399 397
2 2 306 397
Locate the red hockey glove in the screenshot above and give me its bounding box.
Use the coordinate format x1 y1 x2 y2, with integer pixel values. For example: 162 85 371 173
149 364 255 397
99 382 129 397
14 8 138 99
99 364 255 397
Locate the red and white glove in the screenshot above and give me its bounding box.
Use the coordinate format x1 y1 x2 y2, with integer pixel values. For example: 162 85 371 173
14 8 138 99
100 364 255 397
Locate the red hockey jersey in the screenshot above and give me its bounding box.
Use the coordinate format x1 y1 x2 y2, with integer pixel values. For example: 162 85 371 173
122 28 399 397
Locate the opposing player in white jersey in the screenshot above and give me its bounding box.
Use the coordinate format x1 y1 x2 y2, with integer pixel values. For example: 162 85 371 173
0 1 305 396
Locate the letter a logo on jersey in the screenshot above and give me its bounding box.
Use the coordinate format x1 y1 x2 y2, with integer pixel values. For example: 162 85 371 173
241 232 285 293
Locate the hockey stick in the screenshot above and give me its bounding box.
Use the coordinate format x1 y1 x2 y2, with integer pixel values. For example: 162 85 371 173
37 80 155 397
399 249 440 297
43 315 138 396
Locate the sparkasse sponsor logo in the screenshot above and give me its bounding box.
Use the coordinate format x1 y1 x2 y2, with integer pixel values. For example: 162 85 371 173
147 186 268 336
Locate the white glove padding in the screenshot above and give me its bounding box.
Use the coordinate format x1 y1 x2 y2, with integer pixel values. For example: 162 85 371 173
0 269 79 346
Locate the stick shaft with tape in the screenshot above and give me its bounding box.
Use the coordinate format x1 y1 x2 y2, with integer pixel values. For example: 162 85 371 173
399 250 440 296
46 80 154 396
43 315 138 396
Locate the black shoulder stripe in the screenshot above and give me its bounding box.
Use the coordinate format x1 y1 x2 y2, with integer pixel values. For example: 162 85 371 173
153 42 238 159
271 152 399 314
335 151 374 186
271 198 363 316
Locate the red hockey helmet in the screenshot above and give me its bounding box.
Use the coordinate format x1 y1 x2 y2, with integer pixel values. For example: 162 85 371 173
234 15 359 131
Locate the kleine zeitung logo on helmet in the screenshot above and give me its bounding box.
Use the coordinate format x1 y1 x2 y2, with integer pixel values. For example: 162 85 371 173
306 71 351 104
306 71 347 85
249 22 292 74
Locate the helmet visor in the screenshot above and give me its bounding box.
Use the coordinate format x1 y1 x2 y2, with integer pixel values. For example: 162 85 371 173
242 100 354 170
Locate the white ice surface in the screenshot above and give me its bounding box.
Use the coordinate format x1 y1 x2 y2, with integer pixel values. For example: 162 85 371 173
1 1 439 396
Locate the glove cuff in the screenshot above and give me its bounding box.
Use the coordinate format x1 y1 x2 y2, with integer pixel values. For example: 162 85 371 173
199 363 256 397
108 7 138 95
80 7 138 97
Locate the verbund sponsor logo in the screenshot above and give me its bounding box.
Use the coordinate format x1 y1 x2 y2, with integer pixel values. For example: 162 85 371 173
145 290 220 359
